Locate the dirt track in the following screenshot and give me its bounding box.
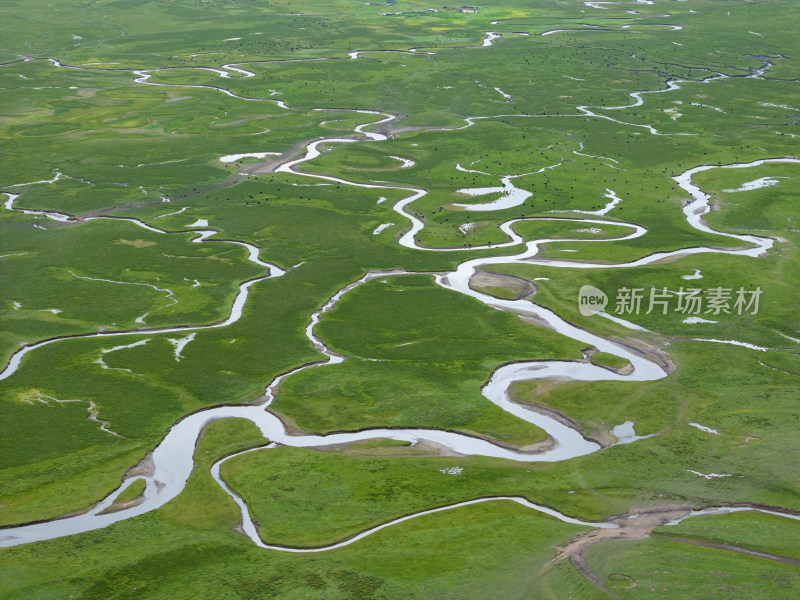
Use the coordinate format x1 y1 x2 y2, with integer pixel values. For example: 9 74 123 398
551 503 800 597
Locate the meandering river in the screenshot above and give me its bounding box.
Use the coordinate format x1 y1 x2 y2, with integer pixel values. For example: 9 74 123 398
1 37 798 549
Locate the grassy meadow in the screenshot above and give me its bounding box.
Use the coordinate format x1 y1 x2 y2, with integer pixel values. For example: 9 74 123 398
1 0 799 597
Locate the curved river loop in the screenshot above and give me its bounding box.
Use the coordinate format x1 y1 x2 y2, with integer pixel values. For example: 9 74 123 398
1 24 799 550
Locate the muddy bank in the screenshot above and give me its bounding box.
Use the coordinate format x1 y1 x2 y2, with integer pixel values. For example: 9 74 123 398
469 270 537 300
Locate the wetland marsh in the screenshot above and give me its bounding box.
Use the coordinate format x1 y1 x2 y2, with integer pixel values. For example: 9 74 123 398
2 0 800 597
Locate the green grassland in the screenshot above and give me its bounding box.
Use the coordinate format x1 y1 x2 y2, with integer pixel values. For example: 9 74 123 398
590 352 630 370
221 343 800 545
0 418 600 600
222 435 800 549
654 509 800 560
272 274 583 446
585 537 800 598
109 478 147 505
0 217 264 353
1 0 800 597
489 160 800 350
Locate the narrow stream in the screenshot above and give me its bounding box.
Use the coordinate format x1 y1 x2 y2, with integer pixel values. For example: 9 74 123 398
0 200 285 382
1 37 798 549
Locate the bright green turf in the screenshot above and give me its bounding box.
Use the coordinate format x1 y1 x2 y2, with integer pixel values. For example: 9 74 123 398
272 274 581 446
590 352 630 370
654 509 800 561
1 0 799 597
0 418 596 600
585 537 800 598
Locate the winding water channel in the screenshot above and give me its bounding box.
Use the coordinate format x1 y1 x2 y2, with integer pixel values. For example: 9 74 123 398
1 31 799 550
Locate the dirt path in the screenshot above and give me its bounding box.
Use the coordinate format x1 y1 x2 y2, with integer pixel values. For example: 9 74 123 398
551 503 800 596
660 534 800 566
549 505 694 597
569 551 620 599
